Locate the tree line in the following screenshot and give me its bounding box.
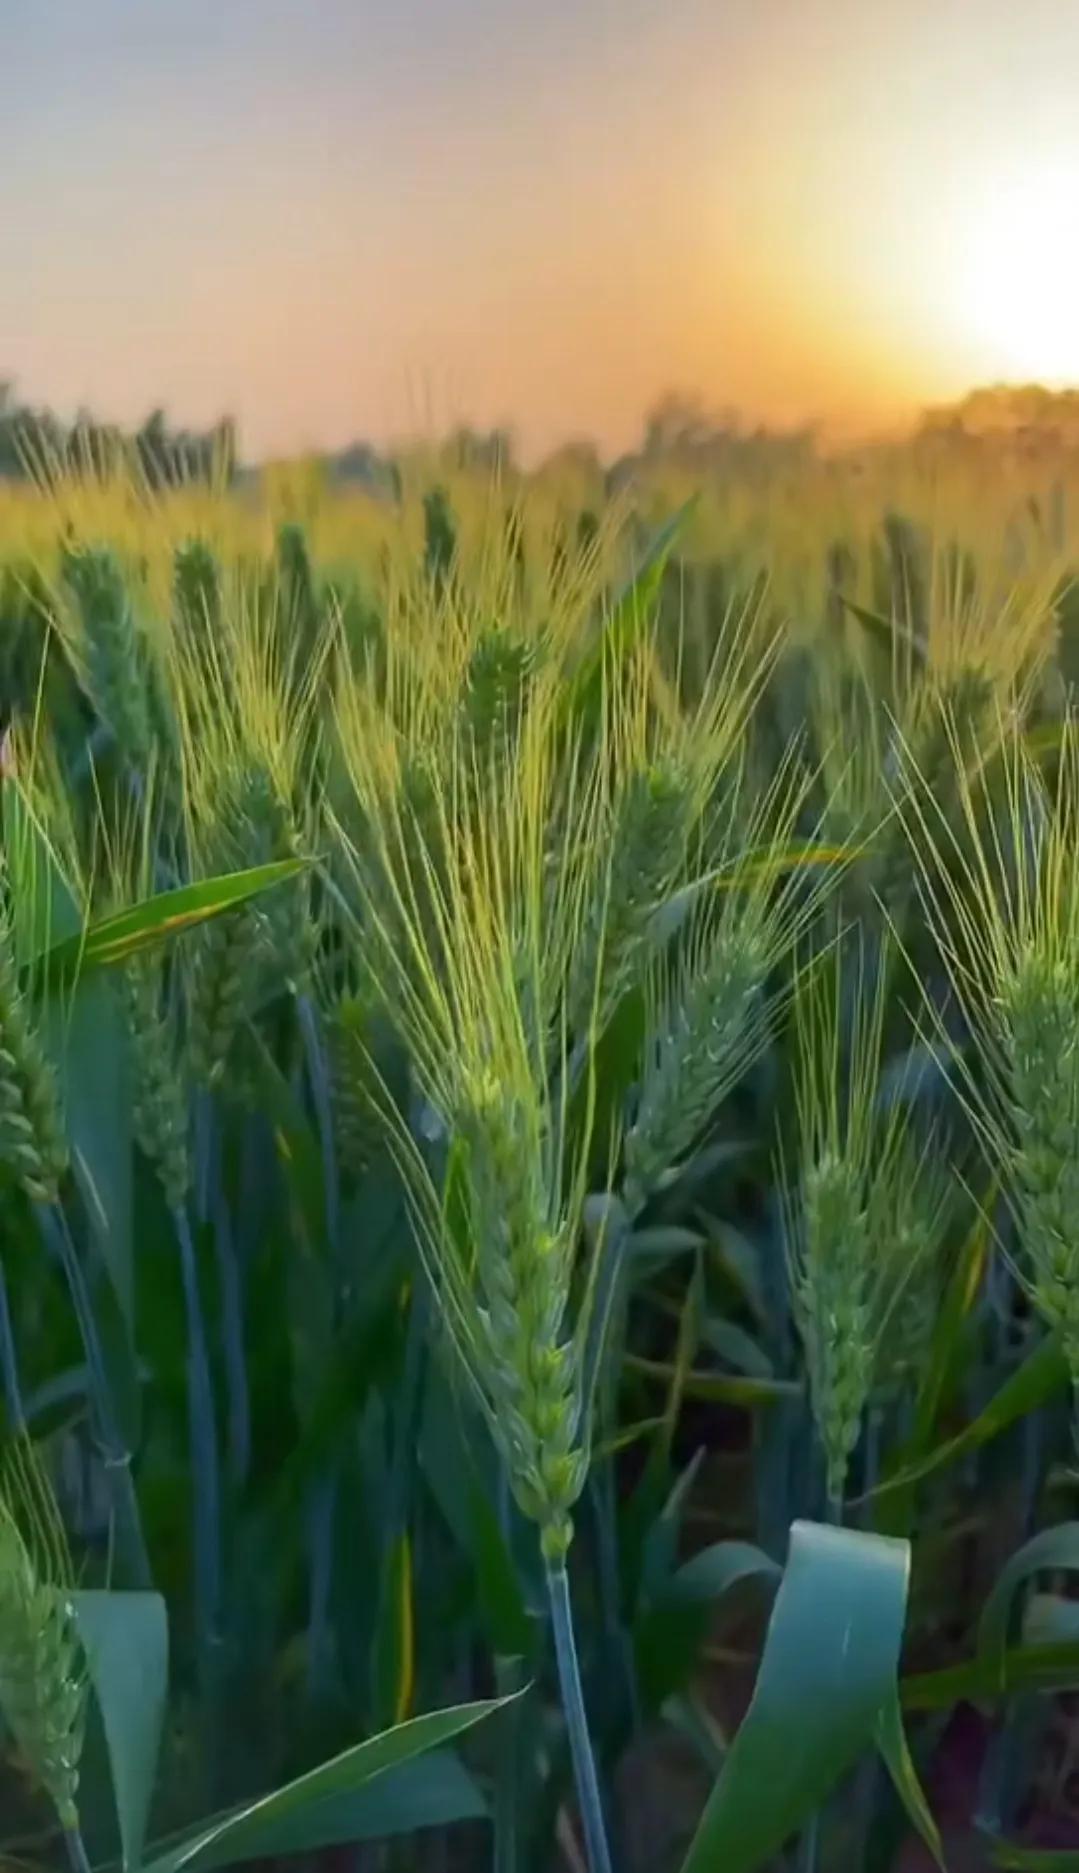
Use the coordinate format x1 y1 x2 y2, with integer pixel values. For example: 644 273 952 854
0 384 237 485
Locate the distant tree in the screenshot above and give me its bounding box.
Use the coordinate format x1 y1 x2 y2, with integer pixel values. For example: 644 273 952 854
918 384 1079 454
136 408 169 487
446 424 514 474
618 392 815 488
424 486 457 590
0 382 237 485
325 439 397 495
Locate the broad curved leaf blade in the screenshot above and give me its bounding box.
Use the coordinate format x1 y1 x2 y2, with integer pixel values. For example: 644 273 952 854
73 1590 168 1873
637 1540 781 1718
1023 1593 1079 1648
656 1540 781 1609
979 1523 1079 1692
679 1521 913 1873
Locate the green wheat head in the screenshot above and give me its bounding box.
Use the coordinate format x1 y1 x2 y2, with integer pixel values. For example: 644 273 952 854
567 605 778 1043
325 979 396 1180
126 954 191 1210
623 751 821 1215
785 934 947 1506
0 1438 87 1833
0 871 68 1202
906 709 1079 1393
173 582 323 1062
61 544 154 769
333 667 613 1562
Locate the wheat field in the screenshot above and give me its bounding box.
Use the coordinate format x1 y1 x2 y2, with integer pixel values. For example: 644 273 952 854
1 424 1079 1872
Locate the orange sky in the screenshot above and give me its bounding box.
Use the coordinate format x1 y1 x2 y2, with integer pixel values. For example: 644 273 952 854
7 0 1079 459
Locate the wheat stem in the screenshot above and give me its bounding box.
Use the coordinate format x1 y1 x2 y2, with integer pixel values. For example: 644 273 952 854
38 1202 113 1436
300 990 355 1703
211 1183 250 1488
580 1208 631 1410
590 1459 641 1787
489 1447 522 1873
585 1216 641 1735
305 1466 338 1704
798 1811 821 1873
494 1650 526 1873
546 1561 613 1873
171 1205 222 1682
194 1090 214 1224
0 1252 26 1433
63 1826 92 1873
859 1405 884 1531
297 992 340 1256
35 1202 151 1588
67 720 112 785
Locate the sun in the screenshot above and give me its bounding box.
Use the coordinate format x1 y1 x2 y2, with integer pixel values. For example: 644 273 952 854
960 160 1079 382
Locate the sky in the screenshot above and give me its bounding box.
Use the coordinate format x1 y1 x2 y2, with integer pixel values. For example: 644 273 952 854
6 0 1079 460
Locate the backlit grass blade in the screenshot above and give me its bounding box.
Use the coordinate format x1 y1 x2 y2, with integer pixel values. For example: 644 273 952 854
875 1690 944 1869
875 1196 995 1536
650 840 862 945
902 1641 1079 1709
141 1696 521 1873
990 1844 1079 1870
558 500 696 731
839 594 929 668
37 858 308 983
865 1335 1068 1505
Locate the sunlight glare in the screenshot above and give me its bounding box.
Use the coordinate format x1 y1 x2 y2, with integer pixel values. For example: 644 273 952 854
962 160 1079 381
